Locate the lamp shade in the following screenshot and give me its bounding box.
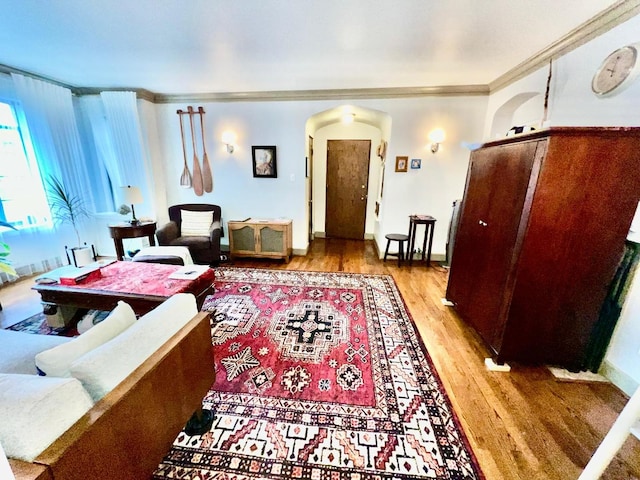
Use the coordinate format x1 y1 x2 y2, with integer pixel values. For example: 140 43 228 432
121 185 143 205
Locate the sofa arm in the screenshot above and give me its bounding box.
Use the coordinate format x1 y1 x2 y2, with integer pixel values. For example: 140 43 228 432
156 221 179 245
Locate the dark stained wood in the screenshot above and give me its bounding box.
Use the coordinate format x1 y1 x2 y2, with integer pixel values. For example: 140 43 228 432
446 127 640 371
3 239 639 479
447 140 539 351
325 139 371 239
108 221 157 261
33 276 214 315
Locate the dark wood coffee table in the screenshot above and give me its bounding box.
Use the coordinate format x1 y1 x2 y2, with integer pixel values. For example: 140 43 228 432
33 261 215 318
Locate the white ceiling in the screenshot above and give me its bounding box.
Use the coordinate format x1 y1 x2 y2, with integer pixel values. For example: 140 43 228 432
0 0 619 95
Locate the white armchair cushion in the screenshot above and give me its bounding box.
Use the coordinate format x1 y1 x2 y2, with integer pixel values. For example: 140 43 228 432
70 293 198 401
180 210 213 237
0 330 71 375
35 301 136 378
0 373 93 462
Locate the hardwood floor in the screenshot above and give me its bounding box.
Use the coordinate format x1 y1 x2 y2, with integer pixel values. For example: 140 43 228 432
1 238 638 479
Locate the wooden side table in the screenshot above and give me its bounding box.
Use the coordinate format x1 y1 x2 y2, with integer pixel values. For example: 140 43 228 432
408 215 436 266
108 222 156 260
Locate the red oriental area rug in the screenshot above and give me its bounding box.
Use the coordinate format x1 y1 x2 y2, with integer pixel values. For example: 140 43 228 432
154 267 483 480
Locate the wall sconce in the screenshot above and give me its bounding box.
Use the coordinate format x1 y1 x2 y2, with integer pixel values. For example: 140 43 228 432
428 128 446 153
221 131 236 153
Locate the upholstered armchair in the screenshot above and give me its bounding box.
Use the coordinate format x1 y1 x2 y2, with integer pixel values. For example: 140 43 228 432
155 204 222 265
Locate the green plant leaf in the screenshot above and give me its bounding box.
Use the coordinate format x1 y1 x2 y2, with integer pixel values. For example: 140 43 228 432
46 176 90 247
0 262 17 276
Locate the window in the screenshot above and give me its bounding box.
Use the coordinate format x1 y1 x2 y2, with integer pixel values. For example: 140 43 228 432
0 101 51 228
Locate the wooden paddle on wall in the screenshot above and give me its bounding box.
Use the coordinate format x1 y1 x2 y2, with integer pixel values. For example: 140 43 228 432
177 109 192 188
188 106 204 196
198 106 213 193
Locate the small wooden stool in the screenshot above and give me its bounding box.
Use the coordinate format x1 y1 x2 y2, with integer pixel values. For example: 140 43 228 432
384 233 409 266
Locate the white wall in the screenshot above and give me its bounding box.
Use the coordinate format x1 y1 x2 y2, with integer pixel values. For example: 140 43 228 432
149 96 487 258
377 96 487 255
484 14 640 395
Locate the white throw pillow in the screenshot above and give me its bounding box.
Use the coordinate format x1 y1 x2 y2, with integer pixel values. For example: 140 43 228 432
181 210 213 237
35 301 136 378
70 293 198 402
0 373 93 462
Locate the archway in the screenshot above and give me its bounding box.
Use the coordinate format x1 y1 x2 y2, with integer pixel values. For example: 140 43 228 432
305 106 392 242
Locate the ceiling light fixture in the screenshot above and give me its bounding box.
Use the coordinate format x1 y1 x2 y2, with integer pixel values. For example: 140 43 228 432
342 113 356 124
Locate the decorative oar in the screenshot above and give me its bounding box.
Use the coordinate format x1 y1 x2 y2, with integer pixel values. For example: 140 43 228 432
177 109 192 188
188 106 204 196
198 106 213 193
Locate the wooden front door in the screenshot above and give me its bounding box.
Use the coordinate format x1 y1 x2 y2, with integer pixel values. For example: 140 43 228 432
325 140 371 239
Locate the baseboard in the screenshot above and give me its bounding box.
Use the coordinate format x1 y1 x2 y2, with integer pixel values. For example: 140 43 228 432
599 360 640 396
292 247 308 256
313 232 374 240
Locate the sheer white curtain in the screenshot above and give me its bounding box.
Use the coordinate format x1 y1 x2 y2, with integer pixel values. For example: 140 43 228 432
100 91 153 219
0 74 95 281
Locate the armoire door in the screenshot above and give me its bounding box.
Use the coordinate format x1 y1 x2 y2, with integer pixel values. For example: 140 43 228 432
446 140 540 351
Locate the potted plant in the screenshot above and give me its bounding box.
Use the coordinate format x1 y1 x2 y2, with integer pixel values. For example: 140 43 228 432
46 176 94 267
0 221 17 278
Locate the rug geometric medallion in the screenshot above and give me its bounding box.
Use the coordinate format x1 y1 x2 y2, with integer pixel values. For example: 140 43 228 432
154 267 484 480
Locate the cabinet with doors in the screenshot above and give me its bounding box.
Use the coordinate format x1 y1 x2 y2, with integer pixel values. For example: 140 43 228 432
228 218 293 262
445 127 640 371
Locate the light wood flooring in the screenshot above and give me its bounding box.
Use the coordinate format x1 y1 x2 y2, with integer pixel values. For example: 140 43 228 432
1 238 638 479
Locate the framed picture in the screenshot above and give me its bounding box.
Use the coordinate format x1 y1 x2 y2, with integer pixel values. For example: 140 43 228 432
252 146 277 178
395 156 408 172
411 158 422 169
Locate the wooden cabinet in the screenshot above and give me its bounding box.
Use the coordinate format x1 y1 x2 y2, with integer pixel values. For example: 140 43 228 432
446 127 640 371
228 218 292 262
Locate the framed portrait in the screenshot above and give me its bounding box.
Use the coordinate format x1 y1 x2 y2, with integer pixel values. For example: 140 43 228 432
252 146 277 178
411 158 422 169
395 156 408 172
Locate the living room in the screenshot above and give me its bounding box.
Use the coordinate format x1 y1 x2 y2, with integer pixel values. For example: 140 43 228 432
1 1 640 479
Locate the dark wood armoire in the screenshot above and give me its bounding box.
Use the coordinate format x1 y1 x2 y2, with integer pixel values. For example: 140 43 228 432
445 127 640 371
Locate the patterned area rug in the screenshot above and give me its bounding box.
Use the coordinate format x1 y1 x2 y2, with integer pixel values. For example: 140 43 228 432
154 267 483 480
7 309 109 337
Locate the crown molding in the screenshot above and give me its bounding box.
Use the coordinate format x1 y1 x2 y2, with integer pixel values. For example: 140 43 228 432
73 87 157 102
153 85 489 104
0 63 72 90
489 0 640 93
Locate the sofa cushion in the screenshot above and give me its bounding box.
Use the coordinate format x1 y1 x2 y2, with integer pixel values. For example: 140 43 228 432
180 210 213 237
70 293 198 401
0 373 94 462
0 330 71 375
35 301 136 378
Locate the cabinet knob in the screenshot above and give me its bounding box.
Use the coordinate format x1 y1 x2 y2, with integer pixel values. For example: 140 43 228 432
478 220 488 227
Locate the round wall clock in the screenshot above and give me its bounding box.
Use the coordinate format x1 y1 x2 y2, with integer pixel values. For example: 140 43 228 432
591 43 640 97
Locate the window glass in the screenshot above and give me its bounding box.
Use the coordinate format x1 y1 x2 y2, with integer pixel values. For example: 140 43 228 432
0 101 51 228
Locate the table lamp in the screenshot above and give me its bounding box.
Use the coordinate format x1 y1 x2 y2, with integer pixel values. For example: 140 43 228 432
121 185 143 225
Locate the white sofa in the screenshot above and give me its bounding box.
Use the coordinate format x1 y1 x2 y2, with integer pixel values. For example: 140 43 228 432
0 293 215 480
